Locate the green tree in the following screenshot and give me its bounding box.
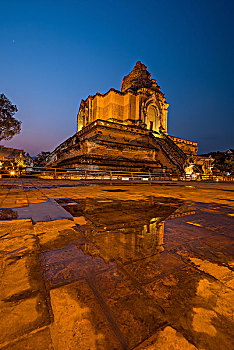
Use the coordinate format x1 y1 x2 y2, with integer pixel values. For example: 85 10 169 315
34 151 50 166
0 93 21 141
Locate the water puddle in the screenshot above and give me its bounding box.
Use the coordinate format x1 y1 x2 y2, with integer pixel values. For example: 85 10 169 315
42 197 192 287
39 197 234 349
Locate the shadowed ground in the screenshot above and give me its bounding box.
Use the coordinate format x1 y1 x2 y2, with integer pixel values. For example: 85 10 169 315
0 178 233 349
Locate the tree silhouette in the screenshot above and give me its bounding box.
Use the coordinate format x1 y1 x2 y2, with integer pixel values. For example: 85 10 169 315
0 93 21 141
34 151 50 166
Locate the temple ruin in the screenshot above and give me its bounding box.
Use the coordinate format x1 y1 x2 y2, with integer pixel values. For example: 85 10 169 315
45 62 211 175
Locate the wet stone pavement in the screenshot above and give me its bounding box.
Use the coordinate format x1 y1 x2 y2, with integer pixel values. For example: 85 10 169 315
0 179 233 349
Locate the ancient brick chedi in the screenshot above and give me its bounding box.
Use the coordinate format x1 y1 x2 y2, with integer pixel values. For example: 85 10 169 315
77 61 168 134
45 62 201 174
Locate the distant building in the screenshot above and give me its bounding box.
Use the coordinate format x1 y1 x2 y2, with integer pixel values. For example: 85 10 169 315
0 145 24 161
0 145 34 168
44 62 209 175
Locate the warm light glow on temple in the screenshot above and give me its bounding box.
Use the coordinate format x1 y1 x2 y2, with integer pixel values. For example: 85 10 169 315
77 62 169 134
44 61 212 177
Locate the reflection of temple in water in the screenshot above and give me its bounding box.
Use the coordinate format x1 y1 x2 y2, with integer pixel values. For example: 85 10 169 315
73 199 195 265
43 198 195 289
82 219 165 265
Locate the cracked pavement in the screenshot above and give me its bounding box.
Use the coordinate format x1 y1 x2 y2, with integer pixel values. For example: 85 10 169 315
0 178 233 349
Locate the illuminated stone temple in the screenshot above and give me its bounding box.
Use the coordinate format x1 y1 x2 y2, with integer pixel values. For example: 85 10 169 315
45 61 206 175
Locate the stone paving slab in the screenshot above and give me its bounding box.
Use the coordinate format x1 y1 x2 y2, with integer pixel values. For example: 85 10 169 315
0 179 233 349
50 281 122 350
0 327 53 350
0 256 32 301
14 199 73 223
34 219 78 251
0 295 50 345
135 326 198 350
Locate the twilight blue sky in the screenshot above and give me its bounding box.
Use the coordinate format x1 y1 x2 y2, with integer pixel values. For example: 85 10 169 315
0 0 233 155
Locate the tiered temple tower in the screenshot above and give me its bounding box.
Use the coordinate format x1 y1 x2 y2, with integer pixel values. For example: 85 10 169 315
45 62 199 174
77 61 169 134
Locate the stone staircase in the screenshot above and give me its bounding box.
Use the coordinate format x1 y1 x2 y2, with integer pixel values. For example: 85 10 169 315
151 133 187 173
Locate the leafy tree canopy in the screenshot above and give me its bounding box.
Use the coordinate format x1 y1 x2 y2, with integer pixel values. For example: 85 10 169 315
0 93 21 141
201 150 234 174
34 151 50 166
